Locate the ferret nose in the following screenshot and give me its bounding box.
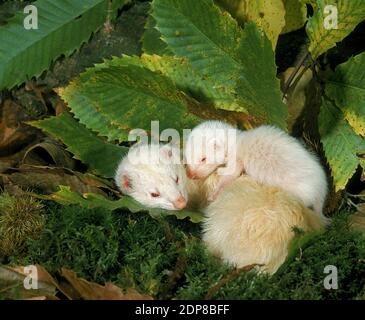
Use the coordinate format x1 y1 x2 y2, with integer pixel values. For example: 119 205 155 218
186 167 198 179
173 196 187 210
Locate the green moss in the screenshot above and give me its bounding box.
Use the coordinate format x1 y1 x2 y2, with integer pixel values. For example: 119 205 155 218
9 204 123 283
203 214 365 300
7 204 365 300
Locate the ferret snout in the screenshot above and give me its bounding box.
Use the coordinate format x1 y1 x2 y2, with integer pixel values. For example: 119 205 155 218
173 196 187 209
186 167 199 180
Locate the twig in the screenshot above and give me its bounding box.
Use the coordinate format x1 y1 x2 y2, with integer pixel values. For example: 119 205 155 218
160 253 187 299
282 52 311 100
347 193 365 199
204 264 260 300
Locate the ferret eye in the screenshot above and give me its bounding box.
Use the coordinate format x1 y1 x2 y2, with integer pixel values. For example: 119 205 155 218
201 157 206 163
175 176 179 184
150 192 160 198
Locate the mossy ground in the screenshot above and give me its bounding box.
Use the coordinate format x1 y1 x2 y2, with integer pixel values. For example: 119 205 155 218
2 202 365 300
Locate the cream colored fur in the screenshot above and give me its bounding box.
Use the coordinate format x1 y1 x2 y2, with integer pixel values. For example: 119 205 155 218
185 121 329 226
202 175 325 274
115 143 326 275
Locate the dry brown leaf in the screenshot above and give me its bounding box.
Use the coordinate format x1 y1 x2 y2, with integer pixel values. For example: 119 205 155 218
10 264 59 289
61 268 153 300
54 99 68 116
24 81 48 107
350 204 365 233
0 165 111 195
0 158 17 173
26 295 60 300
0 265 58 299
0 100 40 156
25 296 60 300
26 296 47 300
22 139 76 169
56 279 82 300
14 83 49 116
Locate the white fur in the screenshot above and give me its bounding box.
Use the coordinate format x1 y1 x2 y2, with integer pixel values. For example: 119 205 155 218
115 142 326 274
114 143 188 210
185 121 329 224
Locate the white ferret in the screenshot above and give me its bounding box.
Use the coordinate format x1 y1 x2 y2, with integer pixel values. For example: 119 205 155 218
114 143 189 210
185 121 329 224
115 143 325 274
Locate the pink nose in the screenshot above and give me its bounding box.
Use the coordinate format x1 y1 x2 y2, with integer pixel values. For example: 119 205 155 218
173 196 187 209
186 167 198 180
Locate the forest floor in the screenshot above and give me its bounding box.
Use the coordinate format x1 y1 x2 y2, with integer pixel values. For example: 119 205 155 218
1 1 365 300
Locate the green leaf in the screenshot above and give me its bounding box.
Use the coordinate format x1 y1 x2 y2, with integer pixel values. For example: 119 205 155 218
215 0 286 48
104 54 243 112
235 23 288 129
47 186 204 223
306 0 365 59
319 99 365 191
282 0 307 34
142 7 172 55
0 0 130 90
326 52 365 137
59 63 203 141
151 0 287 129
301 0 318 10
30 113 127 179
151 0 243 90
58 81 126 142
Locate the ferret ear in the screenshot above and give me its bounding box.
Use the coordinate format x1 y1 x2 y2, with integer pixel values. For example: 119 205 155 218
121 174 132 192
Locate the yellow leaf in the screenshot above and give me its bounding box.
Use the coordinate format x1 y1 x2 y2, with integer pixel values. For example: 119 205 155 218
216 0 286 49
306 0 365 59
282 0 307 34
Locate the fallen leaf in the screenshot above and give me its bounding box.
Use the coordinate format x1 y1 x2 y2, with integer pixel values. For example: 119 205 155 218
12 84 48 118
350 205 365 233
61 268 153 300
22 139 76 169
10 264 59 289
0 165 112 195
0 100 40 156
46 93 69 116
26 295 59 300
0 265 57 300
